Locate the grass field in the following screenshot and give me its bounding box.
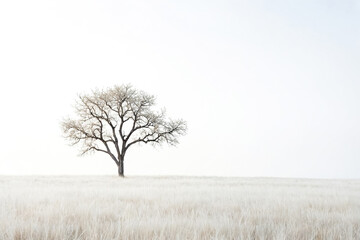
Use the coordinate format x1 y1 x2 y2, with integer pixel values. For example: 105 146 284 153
0 176 359 240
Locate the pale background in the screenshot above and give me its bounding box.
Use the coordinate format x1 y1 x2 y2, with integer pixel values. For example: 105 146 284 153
0 0 359 178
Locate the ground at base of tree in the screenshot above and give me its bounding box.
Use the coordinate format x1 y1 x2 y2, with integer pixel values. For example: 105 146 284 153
0 176 359 240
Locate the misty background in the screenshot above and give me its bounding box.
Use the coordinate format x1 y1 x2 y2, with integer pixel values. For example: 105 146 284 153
0 0 359 178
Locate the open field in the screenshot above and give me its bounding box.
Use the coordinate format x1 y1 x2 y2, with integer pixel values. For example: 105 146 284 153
0 176 359 240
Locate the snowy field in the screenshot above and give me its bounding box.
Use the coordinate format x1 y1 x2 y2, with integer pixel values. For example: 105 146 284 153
0 176 359 240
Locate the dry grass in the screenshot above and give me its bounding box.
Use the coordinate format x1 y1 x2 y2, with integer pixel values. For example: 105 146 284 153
0 176 359 240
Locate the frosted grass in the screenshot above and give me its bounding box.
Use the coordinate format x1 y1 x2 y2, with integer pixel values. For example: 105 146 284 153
0 176 359 239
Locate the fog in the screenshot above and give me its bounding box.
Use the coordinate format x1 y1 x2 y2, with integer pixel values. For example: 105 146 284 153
0 0 359 178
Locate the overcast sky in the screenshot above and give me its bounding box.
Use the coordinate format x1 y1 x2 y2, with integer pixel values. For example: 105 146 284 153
0 0 359 178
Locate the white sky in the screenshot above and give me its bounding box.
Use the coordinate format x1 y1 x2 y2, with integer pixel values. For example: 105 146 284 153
0 0 359 178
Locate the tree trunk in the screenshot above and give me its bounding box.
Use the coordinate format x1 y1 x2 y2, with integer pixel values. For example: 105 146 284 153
118 160 124 177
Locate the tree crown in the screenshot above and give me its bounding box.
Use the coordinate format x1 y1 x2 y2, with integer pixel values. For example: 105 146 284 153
62 84 187 167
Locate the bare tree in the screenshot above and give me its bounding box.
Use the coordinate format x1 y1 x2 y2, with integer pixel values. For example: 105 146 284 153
61 85 187 177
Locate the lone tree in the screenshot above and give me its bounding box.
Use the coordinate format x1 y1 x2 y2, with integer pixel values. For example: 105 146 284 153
61 84 187 177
